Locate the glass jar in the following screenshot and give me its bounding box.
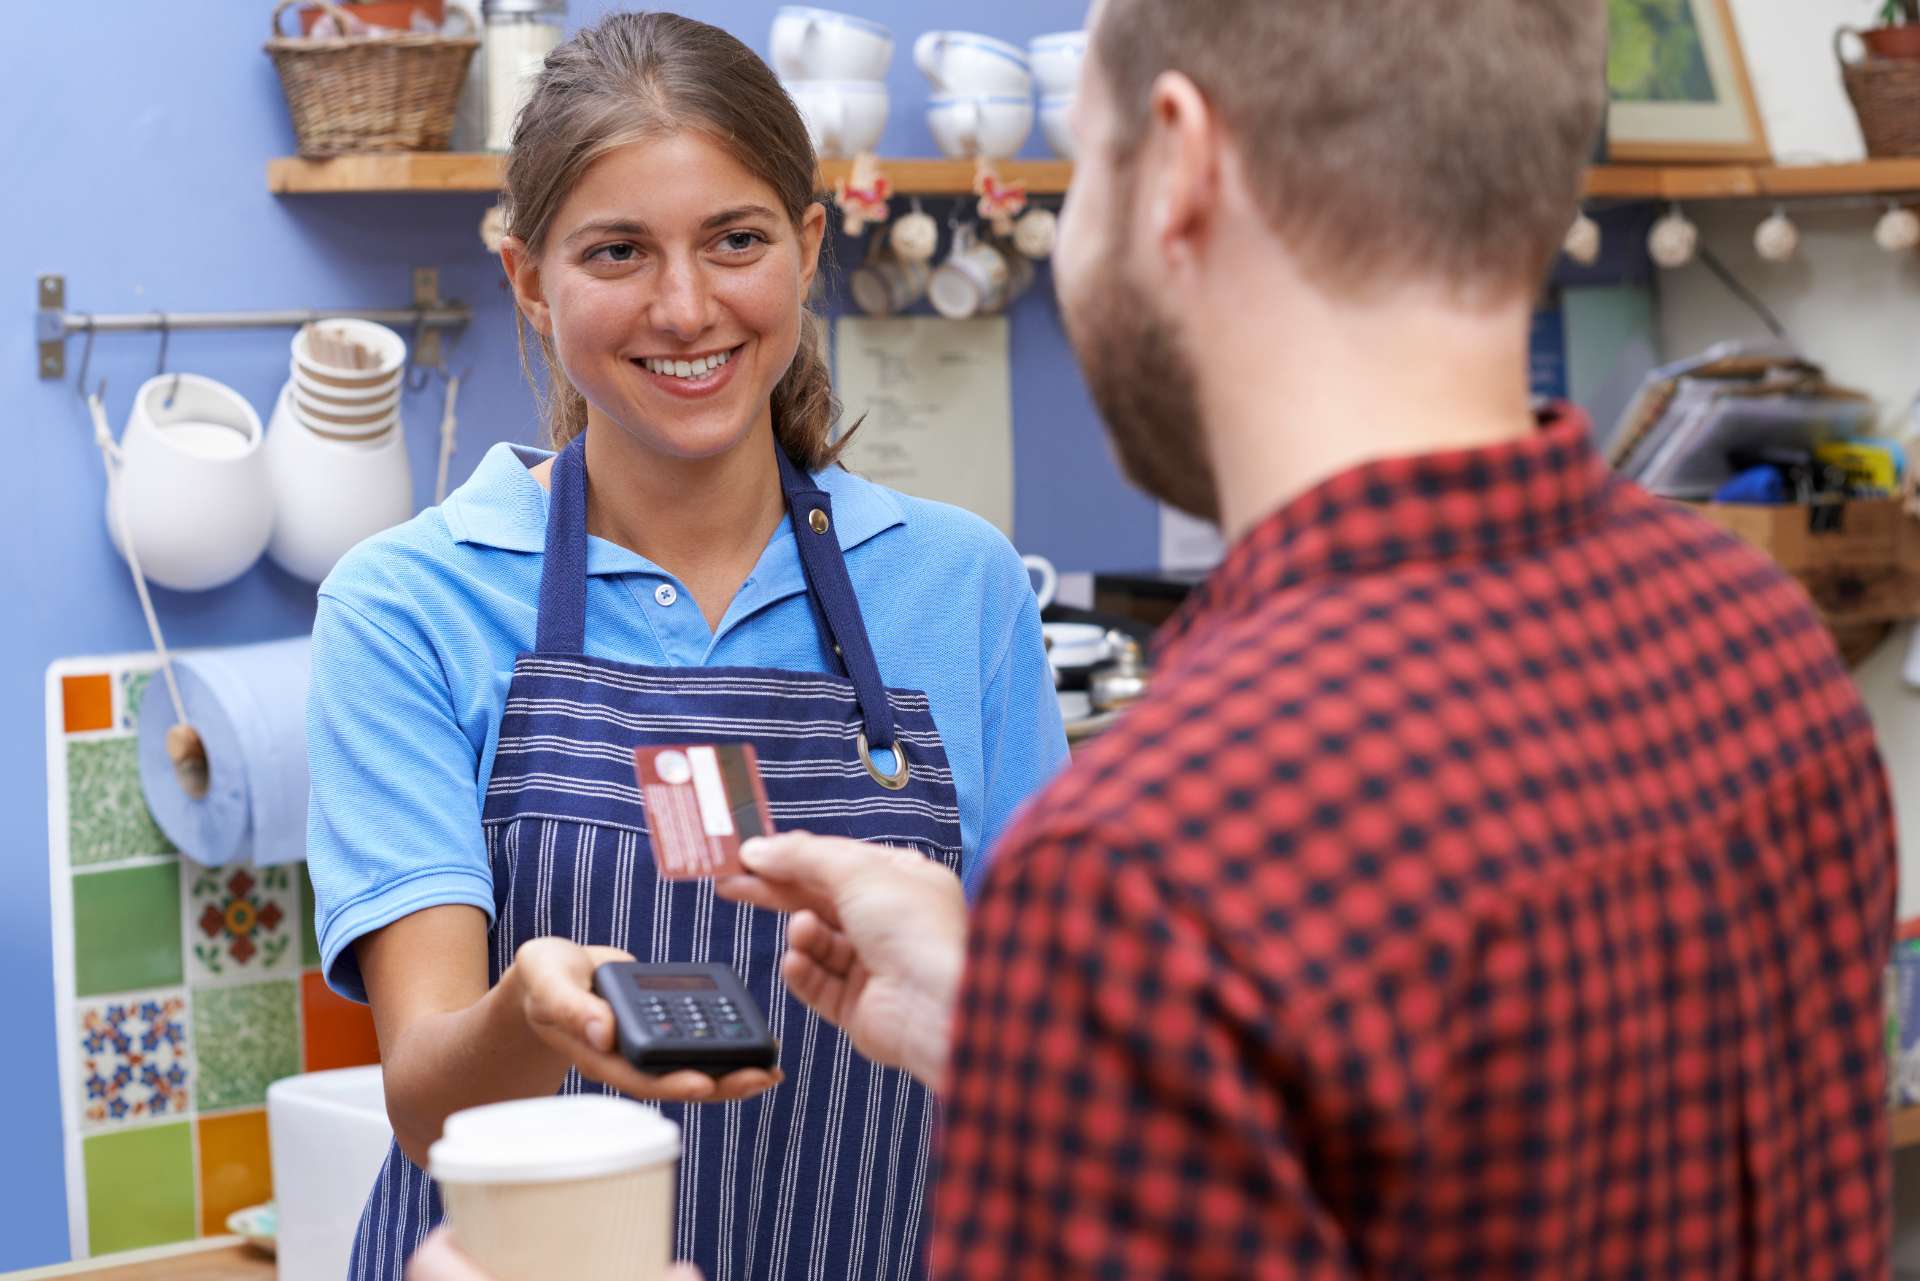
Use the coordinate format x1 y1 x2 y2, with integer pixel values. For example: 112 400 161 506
483 0 565 152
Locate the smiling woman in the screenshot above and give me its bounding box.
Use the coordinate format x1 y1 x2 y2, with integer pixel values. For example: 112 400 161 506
302 11 1068 1281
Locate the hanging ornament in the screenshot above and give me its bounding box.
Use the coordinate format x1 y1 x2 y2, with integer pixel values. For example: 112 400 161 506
1877 203 1920 254
1013 208 1058 260
479 203 508 255
1648 207 1698 270
833 153 893 237
891 199 940 264
1563 210 1601 266
974 157 1029 238
1754 207 1799 263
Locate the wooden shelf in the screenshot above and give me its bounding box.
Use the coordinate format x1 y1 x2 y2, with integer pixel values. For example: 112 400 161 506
1894 1106 1920 1151
268 153 1073 196
1582 158 1920 201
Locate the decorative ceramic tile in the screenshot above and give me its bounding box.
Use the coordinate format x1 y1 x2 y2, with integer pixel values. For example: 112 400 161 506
63 674 114 735
76 995 192 1131
67 737 175 866
197 1110 272 1238
301 970 381 1072
83 1122 196 1256
73 862 184 998
119 669 155 732
299 862 322 970
194 980 299 1112
186 863 295 984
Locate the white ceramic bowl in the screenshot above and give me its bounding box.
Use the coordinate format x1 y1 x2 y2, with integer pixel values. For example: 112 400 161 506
1041 93 1076 160
265 383 414 584
915 30 1032 96
783 79 890 158
928 94 1034 160
770 6 893 81
291 319 407 391
1029 31 1086 97
105 373 272 592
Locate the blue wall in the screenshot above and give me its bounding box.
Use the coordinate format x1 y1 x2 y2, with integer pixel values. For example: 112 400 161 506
0 0 1125 1265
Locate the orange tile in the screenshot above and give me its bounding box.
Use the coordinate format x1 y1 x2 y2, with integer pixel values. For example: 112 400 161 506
197 1110 272 1238
302 970 382 1071
62 674 113 734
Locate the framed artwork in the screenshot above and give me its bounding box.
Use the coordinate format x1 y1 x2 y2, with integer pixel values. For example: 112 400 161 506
1606 0 1771 163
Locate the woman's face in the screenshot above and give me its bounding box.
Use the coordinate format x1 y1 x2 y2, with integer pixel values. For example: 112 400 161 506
514 130 825 462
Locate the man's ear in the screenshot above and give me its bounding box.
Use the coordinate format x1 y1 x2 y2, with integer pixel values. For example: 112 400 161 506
1140 70 1221 279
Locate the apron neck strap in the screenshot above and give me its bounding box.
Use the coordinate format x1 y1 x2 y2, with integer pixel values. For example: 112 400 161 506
534 434 590 656
533 433 900 752
775 446 899 751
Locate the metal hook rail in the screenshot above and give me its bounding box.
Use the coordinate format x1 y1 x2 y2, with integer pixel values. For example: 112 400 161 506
35 269 471 385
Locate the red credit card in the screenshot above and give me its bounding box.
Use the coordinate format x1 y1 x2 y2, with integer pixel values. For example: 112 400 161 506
634 743 775 880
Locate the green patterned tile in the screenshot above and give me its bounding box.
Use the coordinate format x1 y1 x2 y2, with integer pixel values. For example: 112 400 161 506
299 862 321 970
83 1122 196 1255
74 863 183 998
119 669 155 731
194 980 299 1111
67 737 175 866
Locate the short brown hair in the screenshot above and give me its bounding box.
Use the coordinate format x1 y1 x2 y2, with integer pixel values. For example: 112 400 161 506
503 11 849 468
1093 0 1608 298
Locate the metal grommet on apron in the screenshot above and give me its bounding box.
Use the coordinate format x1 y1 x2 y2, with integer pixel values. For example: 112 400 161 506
350 435 963 1281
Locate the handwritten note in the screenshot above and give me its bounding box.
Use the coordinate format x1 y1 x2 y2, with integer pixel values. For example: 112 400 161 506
833 317 1014 536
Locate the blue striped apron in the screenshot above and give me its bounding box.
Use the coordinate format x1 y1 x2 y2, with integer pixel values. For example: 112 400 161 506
349 435 963 1281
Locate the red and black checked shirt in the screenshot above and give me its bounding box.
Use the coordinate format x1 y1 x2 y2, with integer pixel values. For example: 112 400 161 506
934 408 1896 1280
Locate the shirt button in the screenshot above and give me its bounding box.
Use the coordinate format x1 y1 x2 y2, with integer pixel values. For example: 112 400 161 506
654 583 678 607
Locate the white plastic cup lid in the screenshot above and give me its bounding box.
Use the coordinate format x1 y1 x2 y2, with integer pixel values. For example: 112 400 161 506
430 1096 681 1185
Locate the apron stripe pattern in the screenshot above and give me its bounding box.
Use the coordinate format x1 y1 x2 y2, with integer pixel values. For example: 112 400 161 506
349 436 962 1281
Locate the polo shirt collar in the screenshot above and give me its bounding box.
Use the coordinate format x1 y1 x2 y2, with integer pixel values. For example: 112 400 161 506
1160 404 1614 659
442 442 904 577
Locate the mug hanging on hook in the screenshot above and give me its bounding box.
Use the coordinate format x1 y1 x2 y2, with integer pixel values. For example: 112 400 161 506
891 197 940 264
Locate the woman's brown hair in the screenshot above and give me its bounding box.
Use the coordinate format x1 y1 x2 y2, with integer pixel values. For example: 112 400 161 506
502 11 849 469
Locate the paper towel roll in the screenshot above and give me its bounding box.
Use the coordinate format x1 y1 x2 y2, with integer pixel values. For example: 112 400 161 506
137 637 313 867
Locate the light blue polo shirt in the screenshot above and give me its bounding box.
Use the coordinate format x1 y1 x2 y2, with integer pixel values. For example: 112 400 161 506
308 442 1068 1001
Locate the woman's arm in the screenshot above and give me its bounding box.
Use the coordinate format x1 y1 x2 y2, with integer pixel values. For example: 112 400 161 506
362 907 781 1167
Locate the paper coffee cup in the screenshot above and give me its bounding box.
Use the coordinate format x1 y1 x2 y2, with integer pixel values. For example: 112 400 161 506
429 1096 680 1281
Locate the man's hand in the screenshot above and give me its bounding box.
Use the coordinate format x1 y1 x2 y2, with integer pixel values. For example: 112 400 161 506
716 833 965 1092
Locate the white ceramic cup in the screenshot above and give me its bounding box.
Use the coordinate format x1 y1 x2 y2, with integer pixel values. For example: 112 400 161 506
850 256 932 315
1040 93 1076 160
1022 553 1058 611
1029 31 1087 96
929 228 1013 319
431 1097 681 1281
915 30 1032 95
264 382 414 584
105 374 273 593
927 94 1034 160
292 318 408 392
770 6 893 81
783 80 890 158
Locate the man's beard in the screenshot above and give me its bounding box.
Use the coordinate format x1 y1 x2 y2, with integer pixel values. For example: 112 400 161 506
1060 247 1219 524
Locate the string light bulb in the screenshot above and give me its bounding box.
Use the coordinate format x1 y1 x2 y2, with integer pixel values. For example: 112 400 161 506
1563 210 1602 266
1754 206 1799 263
1649 206 1699 269
1877 203 1920 254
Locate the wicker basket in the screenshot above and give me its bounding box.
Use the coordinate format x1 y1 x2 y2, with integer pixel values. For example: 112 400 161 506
1837 27 1920 158
267 0 479 157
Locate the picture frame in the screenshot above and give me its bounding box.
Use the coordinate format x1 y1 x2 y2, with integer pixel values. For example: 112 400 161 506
1606 0 1771 163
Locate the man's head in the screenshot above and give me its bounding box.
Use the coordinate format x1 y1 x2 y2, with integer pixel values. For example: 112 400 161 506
1054 0 1609 522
